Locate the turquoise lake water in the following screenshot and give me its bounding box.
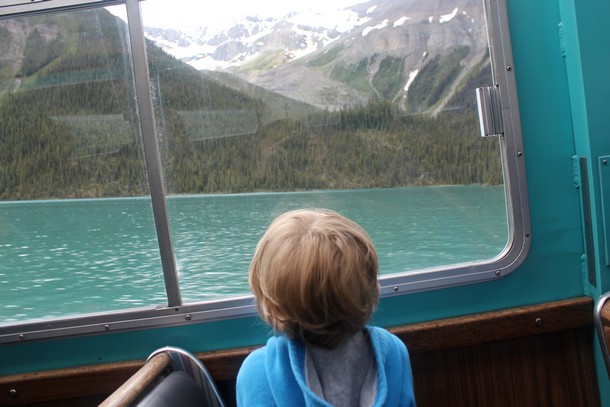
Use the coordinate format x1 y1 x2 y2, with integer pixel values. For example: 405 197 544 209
0 186 507 323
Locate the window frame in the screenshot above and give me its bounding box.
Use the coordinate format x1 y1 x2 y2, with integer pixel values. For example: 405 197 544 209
380 0 529 297
0 0 530 344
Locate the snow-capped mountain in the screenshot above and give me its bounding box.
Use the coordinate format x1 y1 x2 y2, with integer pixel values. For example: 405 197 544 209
144 7 372 71
144 0 488 111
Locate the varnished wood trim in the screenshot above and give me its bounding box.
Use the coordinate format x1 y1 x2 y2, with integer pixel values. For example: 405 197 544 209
0 361 142 406
198 346 261 381
392 297 593 353
601 302 610 323
197 297 594 380
98 352 170 407
410 327 600 407
0 297 594 406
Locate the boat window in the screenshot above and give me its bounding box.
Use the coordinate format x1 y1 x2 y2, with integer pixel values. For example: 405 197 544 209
0 4 166 323
0 0 528 334
141 0 510 303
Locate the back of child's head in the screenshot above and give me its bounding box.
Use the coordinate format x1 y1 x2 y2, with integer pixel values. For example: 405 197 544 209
249 208 379 349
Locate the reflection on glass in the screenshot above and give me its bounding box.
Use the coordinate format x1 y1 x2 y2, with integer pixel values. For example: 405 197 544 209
0 6 164 323
142 0 508 303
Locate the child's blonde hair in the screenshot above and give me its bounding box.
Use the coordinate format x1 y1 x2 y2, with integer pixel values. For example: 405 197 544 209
249 208 379 348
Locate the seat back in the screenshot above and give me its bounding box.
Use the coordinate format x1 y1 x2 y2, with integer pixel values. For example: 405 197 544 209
594 292 610 378
100 346 225 407
136 371 204 407
147 346 225 407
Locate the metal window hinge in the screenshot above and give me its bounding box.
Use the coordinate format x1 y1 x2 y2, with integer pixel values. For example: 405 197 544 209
476 85 504 137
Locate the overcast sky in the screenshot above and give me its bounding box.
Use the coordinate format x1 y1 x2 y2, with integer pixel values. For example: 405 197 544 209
108 0 368 29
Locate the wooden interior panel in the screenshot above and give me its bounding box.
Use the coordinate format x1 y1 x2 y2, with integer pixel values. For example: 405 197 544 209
600 299 610 326
392 297 594 352
411 328 598 407
0 297 599 407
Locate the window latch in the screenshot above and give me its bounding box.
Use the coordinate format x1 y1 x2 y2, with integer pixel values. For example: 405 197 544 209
476 85 504 137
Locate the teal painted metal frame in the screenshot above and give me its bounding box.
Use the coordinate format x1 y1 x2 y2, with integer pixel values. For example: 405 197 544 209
557 0 610 404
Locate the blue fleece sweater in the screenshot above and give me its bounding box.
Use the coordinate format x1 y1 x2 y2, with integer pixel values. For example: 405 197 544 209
236 327 416 406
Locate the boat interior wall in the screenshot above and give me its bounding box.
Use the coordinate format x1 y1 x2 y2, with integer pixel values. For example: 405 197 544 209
2 0 610 404
552 0 610 402
0 297 598 407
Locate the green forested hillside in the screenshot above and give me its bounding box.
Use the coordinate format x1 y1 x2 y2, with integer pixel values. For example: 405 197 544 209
163 104 501 195
0 8 500 201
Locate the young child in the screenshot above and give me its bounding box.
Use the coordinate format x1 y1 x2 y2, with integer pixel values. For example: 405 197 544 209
236 208 416 406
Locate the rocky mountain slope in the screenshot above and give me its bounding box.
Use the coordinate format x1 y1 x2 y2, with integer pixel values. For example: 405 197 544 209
143 0 489 112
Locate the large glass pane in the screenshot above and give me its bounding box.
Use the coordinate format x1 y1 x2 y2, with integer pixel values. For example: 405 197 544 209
0 5 165 323
141 0 507 303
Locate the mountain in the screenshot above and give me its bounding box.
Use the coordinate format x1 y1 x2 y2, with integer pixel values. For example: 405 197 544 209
0 6 500 200
143 0 489 112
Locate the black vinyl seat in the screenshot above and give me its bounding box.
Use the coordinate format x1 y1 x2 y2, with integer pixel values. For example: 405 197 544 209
100 346 225 407
136 370 205 407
